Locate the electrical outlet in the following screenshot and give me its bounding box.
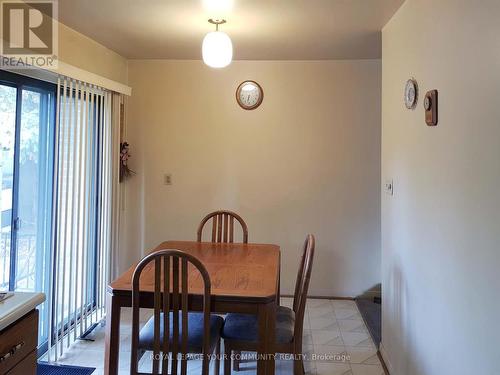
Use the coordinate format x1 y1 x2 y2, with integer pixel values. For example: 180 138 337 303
384 179 394 195
163 173 172 185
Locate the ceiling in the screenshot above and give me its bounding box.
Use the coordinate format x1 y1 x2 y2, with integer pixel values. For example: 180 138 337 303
58 0 404 60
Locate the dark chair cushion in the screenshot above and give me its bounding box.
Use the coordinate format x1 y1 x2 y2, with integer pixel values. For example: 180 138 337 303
139 312 224 354
221 306 295 344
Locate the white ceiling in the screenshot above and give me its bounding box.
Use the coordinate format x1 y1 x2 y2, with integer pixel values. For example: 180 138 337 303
58 0 404 60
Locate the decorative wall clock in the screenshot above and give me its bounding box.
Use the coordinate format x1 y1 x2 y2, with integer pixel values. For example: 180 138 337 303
236 80 263 110
404 78 418 109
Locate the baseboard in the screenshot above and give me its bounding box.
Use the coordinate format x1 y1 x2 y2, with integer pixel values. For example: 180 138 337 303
281 294 354 300
378 342 394 375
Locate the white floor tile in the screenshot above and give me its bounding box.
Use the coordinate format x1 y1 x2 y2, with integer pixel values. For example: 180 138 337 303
334 308 362 320
344 346 379 365
337 319 368 334
340 332 374 348
313 345 350 364
306 299 333 309
316 361 352 375
310 316 340 331
311 329 344 346
42 298 378 375
331 300 356 310
308 307 336 320
350 363 385 375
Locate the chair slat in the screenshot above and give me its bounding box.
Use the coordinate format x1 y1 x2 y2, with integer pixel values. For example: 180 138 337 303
171 256 180 375
131 273 141 374
229 217 234 243
202 270 211 375
211 216 217 242
217 214 222 242
162 256 170 375
153 257 161 374
223 214 228 242
181 258 189 375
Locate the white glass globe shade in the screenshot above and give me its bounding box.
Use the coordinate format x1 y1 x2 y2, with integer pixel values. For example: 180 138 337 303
202 31 233 68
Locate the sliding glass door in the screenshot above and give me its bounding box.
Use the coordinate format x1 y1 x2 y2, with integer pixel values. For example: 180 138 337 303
0 70 56 346
1 71 114 359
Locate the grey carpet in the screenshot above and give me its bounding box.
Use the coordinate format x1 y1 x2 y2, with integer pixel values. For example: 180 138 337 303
355 298 381 347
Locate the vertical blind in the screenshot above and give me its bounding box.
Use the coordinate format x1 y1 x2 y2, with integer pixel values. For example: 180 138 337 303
47 77 115 361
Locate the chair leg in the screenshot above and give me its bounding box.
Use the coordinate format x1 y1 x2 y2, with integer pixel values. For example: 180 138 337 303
293 358 305 375
224 343 232 375
215 339 221 375
233 350 241 371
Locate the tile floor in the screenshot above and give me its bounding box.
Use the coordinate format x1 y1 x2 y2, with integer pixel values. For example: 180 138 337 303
40 298 385 375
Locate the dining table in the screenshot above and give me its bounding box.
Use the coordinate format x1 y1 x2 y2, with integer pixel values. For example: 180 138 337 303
104 240 281 375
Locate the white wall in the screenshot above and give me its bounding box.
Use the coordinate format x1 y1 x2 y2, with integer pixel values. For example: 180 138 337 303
122 60 381 297
58 23 128 84
381 1 500 374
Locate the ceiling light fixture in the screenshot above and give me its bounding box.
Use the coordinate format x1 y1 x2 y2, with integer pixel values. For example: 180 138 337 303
202 19 232 68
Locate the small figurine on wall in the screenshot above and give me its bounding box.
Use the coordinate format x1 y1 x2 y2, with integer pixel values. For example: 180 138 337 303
120 142 135 182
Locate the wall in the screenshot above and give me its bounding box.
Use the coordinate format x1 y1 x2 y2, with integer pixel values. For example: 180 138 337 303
123 60 381 297
58 23 128 84
381 1 500 374
1 20 128 84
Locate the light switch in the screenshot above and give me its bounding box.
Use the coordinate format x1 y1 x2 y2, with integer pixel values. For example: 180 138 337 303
163 173 172 185
384 179 394 195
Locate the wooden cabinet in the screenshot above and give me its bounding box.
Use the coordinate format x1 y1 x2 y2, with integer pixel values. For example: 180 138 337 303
0 310 38 375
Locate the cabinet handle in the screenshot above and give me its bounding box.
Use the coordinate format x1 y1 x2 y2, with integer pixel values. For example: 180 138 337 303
0 341 25 362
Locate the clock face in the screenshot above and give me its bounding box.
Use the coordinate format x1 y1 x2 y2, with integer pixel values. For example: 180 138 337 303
404 78 418 109
236 81 263 110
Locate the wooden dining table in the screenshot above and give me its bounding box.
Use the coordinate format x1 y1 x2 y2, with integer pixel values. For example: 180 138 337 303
104 240 281 375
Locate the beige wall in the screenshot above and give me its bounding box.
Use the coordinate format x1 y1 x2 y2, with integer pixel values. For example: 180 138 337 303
58 22 128 84
381 1 500 374
122 59 381 297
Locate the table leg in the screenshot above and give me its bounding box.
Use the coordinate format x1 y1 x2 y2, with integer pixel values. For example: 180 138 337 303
265 300 276 375
257 300 276 375
104 292 121 375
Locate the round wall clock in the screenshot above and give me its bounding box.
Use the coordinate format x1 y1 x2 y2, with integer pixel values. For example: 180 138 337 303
404 78 418 109
236 80 263 110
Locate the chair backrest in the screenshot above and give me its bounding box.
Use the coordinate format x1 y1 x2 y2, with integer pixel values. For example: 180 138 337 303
197 210 249 243
130 249 212 375
292 234 315 342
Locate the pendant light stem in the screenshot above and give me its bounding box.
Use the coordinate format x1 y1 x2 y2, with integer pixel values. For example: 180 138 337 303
208 18 226 32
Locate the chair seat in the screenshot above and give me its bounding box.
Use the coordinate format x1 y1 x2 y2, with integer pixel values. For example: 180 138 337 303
139 312 224 354
221 306 295 344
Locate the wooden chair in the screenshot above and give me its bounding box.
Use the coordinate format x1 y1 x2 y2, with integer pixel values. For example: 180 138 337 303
197 210 249 371
130 249 223 375
197 210 248 243
221 234 315 375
